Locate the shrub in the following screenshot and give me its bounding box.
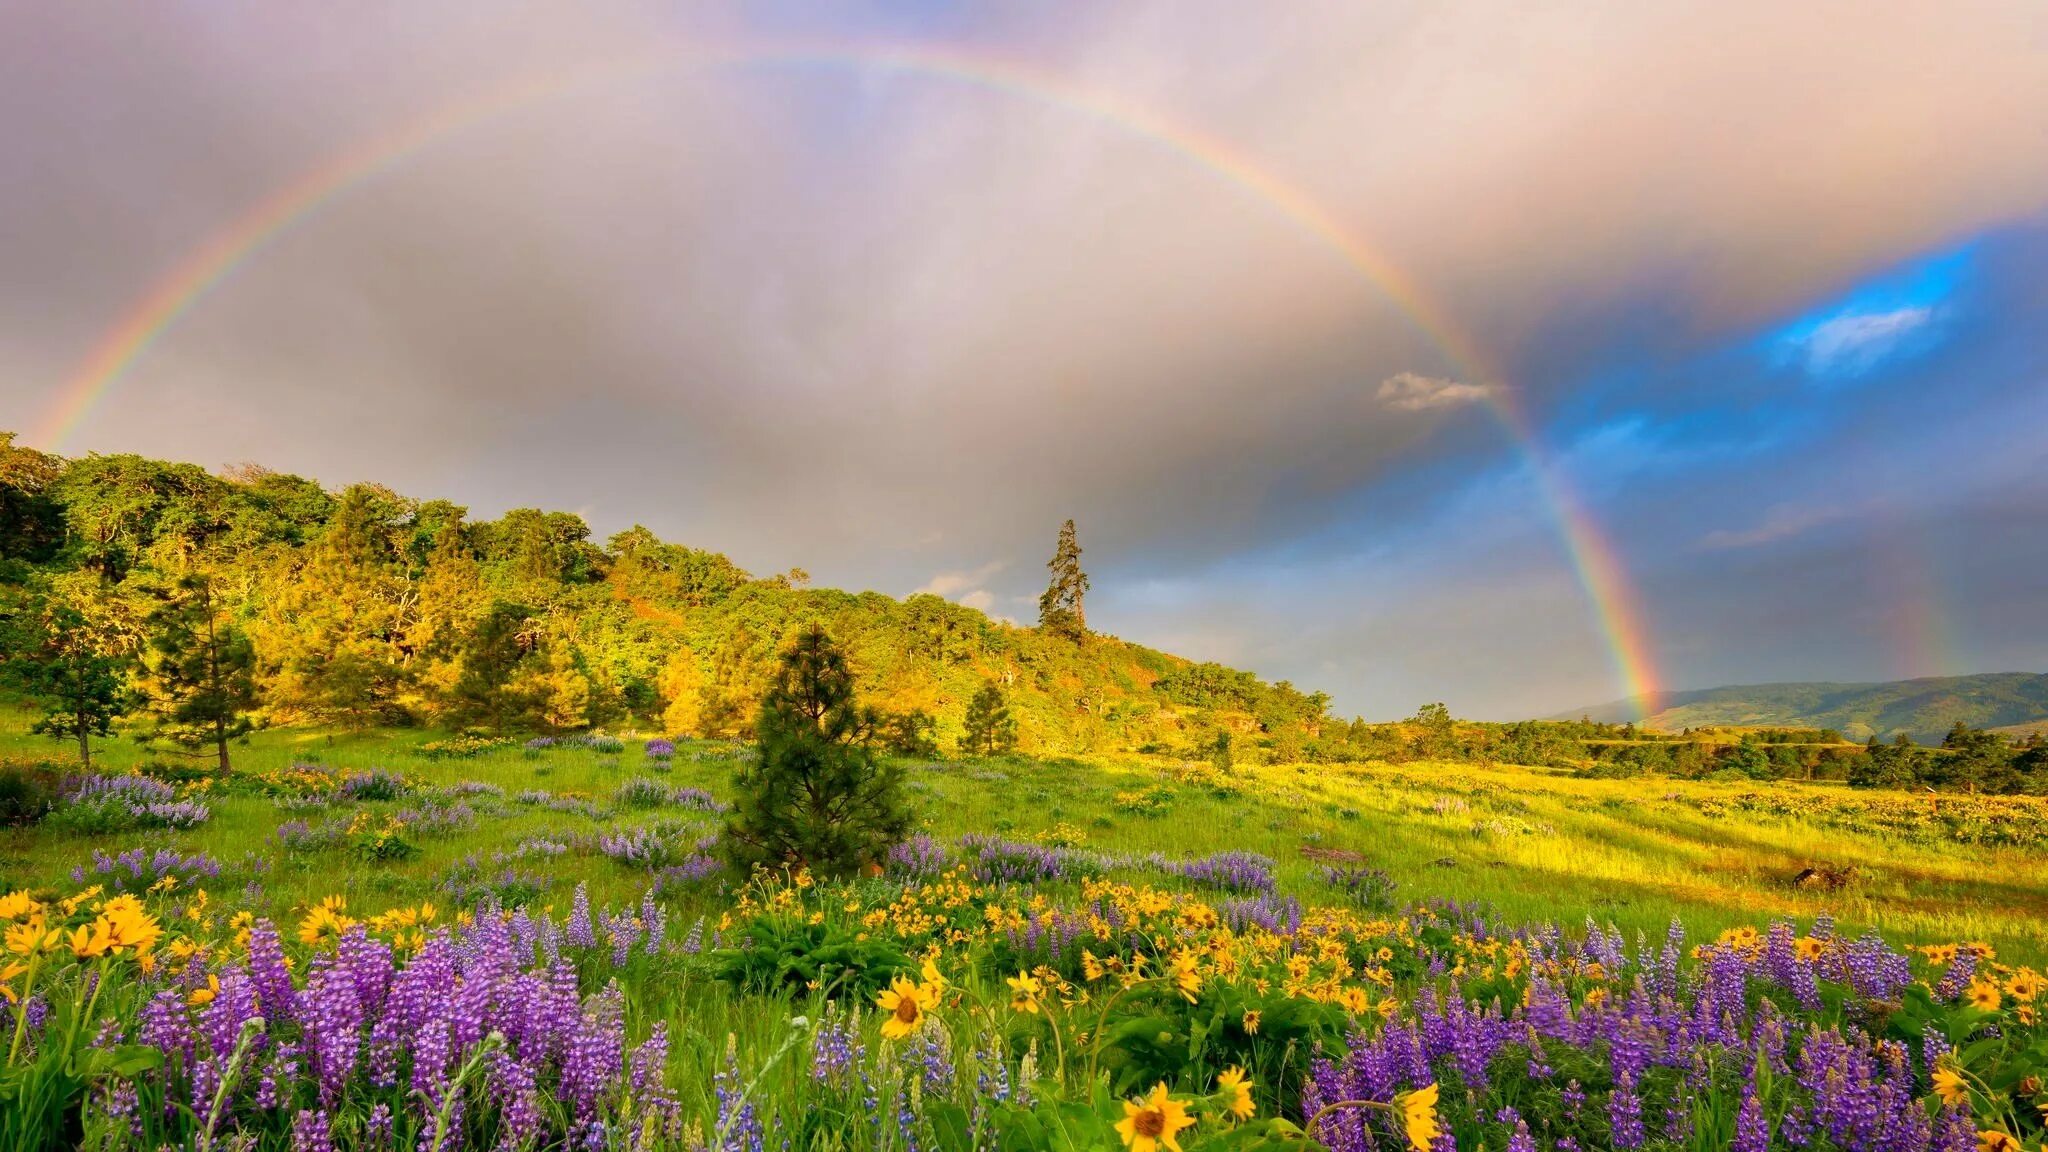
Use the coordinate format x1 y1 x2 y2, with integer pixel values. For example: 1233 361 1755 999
616 777 674 809
710 914 912 1001
0 760 64 826
338 768 409 801
644 738 675 761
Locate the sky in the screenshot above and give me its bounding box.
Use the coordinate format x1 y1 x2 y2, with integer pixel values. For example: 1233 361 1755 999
3 2 2046 719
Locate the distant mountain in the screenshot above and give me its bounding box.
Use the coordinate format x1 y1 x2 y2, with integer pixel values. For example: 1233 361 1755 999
1561 672 2048 744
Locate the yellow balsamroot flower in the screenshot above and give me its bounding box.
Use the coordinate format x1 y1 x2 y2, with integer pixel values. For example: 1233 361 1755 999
2007 969 2043 1003
188 974 221 1006
1170 951 1202 1003
1975 1129 2020 1152
68 920 115 959
0 960 26 1003
1082 950 1107 982
100 896 163 954
1401 1083 1443 1152
875 976 938 1040
1215 1066 1255 1121
1241 1009 1261 1035
1966 981 2002 1012
1115 1083 1195 1152
1795 937 1828 962
6 918 57 957
1008 971 1043 1014
1933 1066 1970 1107
920 957 946 993
0 891 42 921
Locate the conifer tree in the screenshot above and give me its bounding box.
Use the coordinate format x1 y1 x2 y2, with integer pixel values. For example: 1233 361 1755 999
144 574 259 772
960 681 1017 756
720 625 910 878
1037 518 1089 641
3 603 133 766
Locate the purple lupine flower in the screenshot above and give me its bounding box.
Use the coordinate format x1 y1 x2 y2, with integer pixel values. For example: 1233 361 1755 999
1733 1079 1770 1152
290 1108 335 1152
567 882 597 948
1608 1071 1645 1149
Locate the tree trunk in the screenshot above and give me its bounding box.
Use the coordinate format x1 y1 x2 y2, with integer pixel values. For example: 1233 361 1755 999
217 734 231 774
78 721 91 768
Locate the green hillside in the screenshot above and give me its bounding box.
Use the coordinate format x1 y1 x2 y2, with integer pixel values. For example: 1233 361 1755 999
0 432 1335 759
1567 671 2048 743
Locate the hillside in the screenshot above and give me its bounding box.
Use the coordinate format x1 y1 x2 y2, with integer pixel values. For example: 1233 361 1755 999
0 432 1332 757
1565 672 2048 743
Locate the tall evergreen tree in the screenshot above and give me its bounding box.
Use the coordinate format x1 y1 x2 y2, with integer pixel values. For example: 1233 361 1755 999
1037 518 1089 641
960 681 1017 756
144 574 259 772
720 625 910 878
3 604 133 766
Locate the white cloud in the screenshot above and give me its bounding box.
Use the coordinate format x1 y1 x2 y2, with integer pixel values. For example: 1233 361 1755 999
915 561 1007 614
1783 306 1936 378
1698 504 1847 550
1375 372 1494 412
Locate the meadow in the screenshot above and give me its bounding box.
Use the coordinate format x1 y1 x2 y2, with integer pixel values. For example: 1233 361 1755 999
3 718 2047 1150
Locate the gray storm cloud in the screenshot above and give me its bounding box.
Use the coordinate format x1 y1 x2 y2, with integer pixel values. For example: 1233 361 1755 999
2 1 2045 714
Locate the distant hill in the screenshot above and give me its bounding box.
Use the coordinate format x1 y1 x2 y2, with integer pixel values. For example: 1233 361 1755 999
1562 672 2048 744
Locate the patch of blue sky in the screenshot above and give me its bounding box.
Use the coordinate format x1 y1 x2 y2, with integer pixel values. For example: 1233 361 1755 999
1767 240 1977 381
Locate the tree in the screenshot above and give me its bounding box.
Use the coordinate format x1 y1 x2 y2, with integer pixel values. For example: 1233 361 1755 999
720 625 911 878
447 601 541 730
876 709 940 759
1409 702 1456 760
144 574 259 772
960 682 1018 756
1037 519 1089 641
3 604 133 766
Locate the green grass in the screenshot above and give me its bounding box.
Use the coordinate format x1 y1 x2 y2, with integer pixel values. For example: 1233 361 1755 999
5 713 2045 966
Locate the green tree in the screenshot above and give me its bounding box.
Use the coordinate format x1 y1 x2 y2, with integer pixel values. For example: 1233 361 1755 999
720 625 910 877
3 604 133 766
1037 518 1089 641
144 574 259 772
960 681 1018 756
447 601 541 730
1409 702 1456 760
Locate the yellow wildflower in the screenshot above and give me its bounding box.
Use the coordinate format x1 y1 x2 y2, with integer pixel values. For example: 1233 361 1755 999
0 891 41 921
1215 1066 1255 1121
1115 1083 1194 1152
1401 1083 1442 1152
1007 971 1043 1014
875 975 938 1040
1932 1066 1970 1107
1967 981 2002 1012
1242 1009 1261 1035
188 974 221 1006
1976 1130 2019 1152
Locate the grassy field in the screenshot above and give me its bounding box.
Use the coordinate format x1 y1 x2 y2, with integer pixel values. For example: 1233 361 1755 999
8 715 2048 1150
5 715 2044 965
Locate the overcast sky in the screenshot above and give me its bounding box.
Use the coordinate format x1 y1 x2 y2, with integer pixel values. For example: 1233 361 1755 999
4 2 2046 718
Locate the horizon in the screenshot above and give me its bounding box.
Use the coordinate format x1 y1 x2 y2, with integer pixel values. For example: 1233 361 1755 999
3 4 2046 719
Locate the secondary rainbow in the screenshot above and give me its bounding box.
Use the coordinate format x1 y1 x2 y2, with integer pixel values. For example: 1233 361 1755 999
34 39 1664 711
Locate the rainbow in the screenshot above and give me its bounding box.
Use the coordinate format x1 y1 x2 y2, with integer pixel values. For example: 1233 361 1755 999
31 39 1663 711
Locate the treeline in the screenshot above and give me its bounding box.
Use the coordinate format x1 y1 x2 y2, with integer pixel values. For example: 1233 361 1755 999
0 434 1334 760
1367 703 2047 794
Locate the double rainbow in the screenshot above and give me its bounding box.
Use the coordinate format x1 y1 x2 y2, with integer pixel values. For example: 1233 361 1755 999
30 39 1663 712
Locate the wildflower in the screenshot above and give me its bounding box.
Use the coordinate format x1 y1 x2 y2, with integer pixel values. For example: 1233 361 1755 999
1215 1066 1255 1121
100 896 163 954
876 975 938 1040
1082 950 1106 981
1115 1083 1195 1152
2007 969 2042 1002
1976 1130 2020 1152
6 919 56 956
1967 980 2002 1011
1170 951 1203 1002
1008 971 1043 1014
0 891 41 921
0 960 25 1003
1241 1009 1261 1035
68 920 114 958
188 973 221 1006
1794 937 1827 962
920 957 947 993
1401 1083 1442 1152
1933 1066 1970 1107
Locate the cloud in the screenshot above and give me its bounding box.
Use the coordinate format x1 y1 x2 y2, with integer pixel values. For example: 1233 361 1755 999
1780 306 1937 378
915 561 1007 614
1375 372 1494 412
1698 504 1847 550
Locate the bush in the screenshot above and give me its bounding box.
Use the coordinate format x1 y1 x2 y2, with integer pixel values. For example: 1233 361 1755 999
710 914 912 1001
0 760 62 826
338 768 409 801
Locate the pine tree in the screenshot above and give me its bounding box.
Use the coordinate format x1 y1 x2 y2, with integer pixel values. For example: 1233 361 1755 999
145 574 260 772
1037 519 1089 641
720 625 910 878
4 604 133 766
960 681 1017 756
